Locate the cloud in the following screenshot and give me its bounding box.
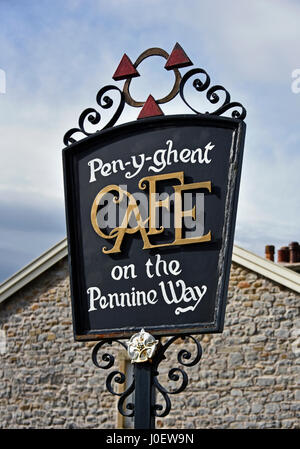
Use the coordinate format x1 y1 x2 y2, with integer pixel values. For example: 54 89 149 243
0 190 66 281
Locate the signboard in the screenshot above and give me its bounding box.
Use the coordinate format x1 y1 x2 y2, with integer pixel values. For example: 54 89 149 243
63 114 245 340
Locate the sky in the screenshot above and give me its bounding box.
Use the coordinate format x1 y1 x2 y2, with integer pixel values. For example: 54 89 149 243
0 0 299 283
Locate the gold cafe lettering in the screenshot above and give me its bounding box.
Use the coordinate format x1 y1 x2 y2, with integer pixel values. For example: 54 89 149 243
91 171 212 254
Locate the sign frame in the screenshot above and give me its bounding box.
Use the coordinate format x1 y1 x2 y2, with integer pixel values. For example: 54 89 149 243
63 113 246 341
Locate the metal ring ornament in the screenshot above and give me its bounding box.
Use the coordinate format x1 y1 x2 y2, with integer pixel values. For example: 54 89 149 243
123 47 182 107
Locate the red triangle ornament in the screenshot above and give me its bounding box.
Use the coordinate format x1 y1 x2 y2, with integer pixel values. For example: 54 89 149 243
113 54 140 81
137 95 164 119
164 43 193 70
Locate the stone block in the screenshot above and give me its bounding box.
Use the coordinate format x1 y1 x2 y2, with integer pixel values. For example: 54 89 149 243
256 377 276 387
228 352 244 367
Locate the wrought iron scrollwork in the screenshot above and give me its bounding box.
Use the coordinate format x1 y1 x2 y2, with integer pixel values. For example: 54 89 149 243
91 339 134 417
179 68 246 120
63 85 125 146
152 335 202 417
63 44 246 147
91 334 202 421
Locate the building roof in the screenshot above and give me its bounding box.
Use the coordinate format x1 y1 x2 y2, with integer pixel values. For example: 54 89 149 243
0 239 68 304
232 245 300 293
0 238 300 305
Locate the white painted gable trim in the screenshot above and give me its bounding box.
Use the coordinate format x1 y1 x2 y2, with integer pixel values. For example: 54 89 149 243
232 245 300 293
0 239 68 304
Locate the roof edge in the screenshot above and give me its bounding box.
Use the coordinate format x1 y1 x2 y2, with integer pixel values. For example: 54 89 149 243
232 245 300 293
0 239 299 304
0 238 68 304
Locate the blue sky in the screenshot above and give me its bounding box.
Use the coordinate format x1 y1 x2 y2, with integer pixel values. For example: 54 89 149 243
0 0 299 282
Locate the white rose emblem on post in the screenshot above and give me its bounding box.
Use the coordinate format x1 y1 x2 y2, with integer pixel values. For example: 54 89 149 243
127 329 159 363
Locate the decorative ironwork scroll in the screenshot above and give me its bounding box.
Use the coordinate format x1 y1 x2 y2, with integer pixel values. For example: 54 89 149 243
91 332 202 421
179 68 246 120
63 86 125 146
152 335 202 418
63 42 246 146
91 339 135 418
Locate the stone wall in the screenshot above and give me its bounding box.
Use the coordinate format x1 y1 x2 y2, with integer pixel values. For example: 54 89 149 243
158 264 300 429
0 258 299 428
0 259 117 429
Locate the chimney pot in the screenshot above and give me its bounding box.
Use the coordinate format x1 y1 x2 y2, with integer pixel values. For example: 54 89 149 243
289 241 299 263
265 245 275 261
278 246 290 263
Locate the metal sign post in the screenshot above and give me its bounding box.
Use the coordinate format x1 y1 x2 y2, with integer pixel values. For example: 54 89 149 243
134 362 155 429
62 43 246 428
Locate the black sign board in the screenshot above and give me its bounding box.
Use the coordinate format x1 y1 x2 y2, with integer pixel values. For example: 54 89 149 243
63 114 245 340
